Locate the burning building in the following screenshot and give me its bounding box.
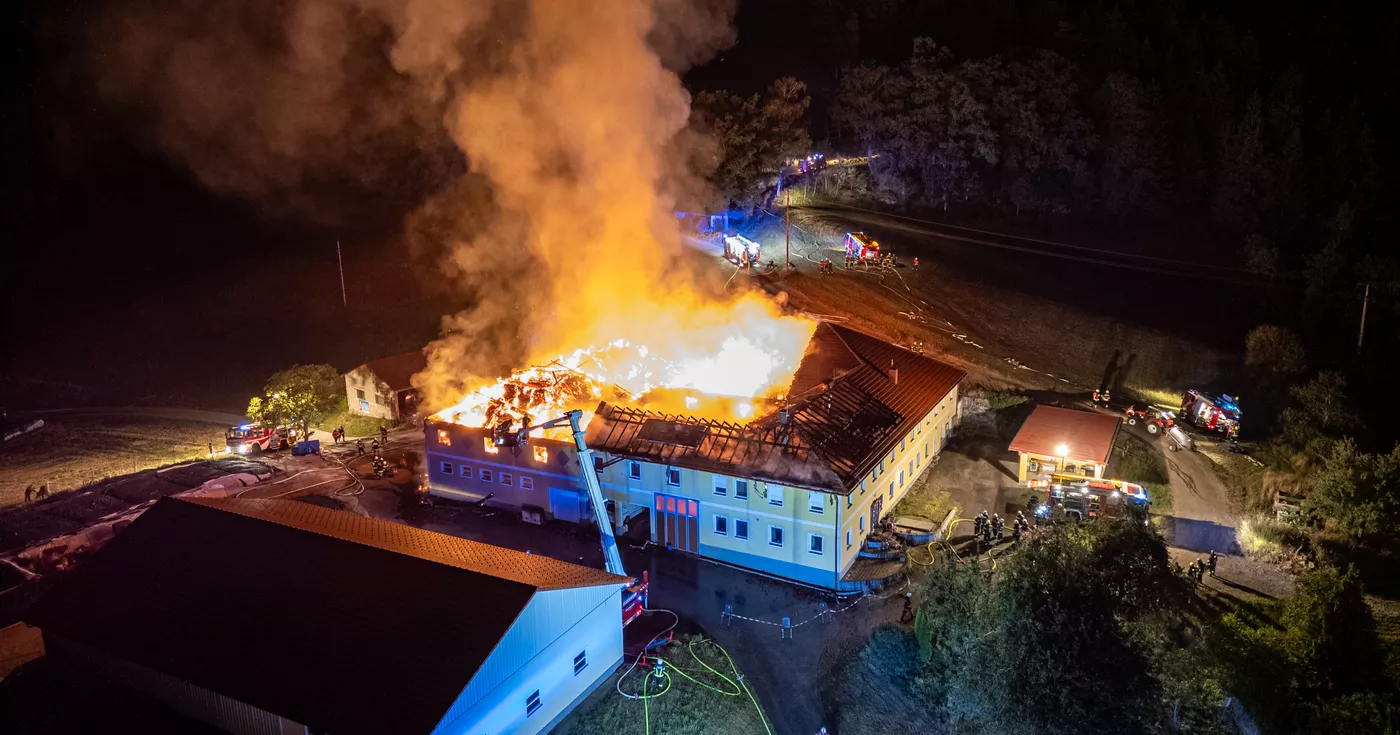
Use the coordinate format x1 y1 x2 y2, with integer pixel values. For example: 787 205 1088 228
425 322 965 590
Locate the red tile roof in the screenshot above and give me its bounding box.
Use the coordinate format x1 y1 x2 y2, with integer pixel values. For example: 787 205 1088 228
1008 405 1122 465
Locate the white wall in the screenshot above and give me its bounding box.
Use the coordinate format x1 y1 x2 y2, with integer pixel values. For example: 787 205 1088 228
432 586 624 735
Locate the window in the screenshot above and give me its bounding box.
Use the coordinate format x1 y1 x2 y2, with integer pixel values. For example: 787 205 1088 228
437 429 451 446
808 491 824 514
768 487 783 507
593 456 604 473
374 395 385 406
533 446 548 463
573 650 588 675
900 438 906 452
439 461 453 474
356 388 366 400
628 461 642 479
734 519 749 540
483 436 499 454
874 459 883 479
899 470 905 488
714 515 728 536
860 480 867 496
889 483 895 499
526 690 542 717
845 530 852 548
846 494 852 508
500 472 513 486
734 480 748 499
459 464 473 479
713 477 727 496
860 516 866 532
480 469 493 483
768 526 784 547
808 533 824 555
666 468 681 486
520 476 534 490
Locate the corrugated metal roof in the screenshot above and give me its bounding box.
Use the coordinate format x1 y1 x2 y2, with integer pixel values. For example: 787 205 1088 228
360 351 428 391
181 497 628 591
25 497 627 735
586 323 965 494
1007 405 1122 465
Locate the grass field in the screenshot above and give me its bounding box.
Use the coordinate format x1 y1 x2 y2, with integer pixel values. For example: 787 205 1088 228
563 637 771 735
0 416 224 507
317 411 394 438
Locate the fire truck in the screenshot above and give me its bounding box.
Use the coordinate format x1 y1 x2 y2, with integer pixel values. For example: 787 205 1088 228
844 232 880 263
1028 474 1149 522
225 424 293 454
723 234 761 267
1180 390 1241 439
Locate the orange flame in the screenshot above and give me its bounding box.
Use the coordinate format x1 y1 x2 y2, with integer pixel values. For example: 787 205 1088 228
433 294 815 437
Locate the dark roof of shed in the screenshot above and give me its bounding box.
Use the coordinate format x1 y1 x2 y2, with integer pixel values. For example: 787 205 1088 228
360 351 428 391
1008 405 1122 465
25 497 627 735
586 323 965 494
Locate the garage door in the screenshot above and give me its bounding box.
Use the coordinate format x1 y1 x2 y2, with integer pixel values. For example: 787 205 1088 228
654 493 698 553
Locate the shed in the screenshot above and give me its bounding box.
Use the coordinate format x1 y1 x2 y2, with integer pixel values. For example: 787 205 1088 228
1007 405 1122 483
345 351 428 421
25 496 630 735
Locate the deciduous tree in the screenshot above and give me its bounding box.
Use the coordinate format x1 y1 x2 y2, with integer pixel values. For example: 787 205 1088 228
246 364 343 439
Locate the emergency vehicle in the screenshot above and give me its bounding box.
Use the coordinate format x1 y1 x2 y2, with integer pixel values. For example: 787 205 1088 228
1181 390 1241 439
844 232 880 262
723 234 761 266
225 424 292 454
1028 474 1149 521
795 153 827 174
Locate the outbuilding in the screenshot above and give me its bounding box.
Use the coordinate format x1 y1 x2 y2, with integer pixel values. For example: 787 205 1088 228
25 496 631 735
1007 405 1122 484
344 351 427 421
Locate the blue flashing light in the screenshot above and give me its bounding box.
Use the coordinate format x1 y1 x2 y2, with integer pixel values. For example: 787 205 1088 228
1036 504 1050 517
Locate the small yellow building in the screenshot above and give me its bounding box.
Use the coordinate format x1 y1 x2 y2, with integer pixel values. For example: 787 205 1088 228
1007 405 1121 484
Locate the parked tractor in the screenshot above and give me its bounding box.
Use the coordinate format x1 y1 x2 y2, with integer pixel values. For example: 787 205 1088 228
1123 405 1176 436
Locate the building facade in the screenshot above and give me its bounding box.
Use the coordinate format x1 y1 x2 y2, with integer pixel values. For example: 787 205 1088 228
1007 405 1122 484
344 351 427 421
426 323 965 590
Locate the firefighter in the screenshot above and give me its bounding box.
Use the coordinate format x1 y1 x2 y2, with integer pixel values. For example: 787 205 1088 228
337 425 346 444
37 484 49 499
1186 561 1199 585
1012 520 1022 544
379 425 389 444
1208 550 1218 577
913 257 919 270
992 514 1005 542
356 439 366 457
24 484 34 503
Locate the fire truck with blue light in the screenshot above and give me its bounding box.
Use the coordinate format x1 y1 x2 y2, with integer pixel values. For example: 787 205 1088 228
1181 390 1241 440
225 423 295 454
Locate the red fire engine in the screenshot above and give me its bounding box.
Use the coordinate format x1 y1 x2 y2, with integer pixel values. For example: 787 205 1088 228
844 232 880 263
1180 390 1241 439
225 424 292 454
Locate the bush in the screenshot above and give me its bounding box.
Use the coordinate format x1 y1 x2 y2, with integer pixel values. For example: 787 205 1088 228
1237 515 1309 562
984 389 1028 412
1112 435 1170 486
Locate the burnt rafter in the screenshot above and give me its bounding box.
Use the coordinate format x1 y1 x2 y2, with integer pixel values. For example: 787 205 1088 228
590 378 904 490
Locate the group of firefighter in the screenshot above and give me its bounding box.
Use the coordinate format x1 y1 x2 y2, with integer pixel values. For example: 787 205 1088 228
1182 550 1219 584
972 509 1032 545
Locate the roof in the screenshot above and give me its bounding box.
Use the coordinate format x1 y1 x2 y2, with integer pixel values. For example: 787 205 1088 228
586 323 965 494
1008 405 1122 465
359 351 428 391
25 497 628 735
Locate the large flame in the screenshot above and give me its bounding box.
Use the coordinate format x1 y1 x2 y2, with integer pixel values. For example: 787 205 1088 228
433 295 816 437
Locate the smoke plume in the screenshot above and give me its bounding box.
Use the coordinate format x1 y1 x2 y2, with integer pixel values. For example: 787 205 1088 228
88 0 817 412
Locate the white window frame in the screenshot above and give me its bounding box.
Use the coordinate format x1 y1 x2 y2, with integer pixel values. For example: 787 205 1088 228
666 467 681 487
734 519 749 540
520 476 534 490
889 483 895 498
899 470 905 488
845 530 852 548
808 533 824 556
714 514 728 536
459 464 472 479
734 480 748 499
860 516 866 532
628 461 642 480
768 525 784 547
713 477 727 496
500 472 513 487
439 461 453 474
807 491 824 514
767 486 783 507
480 469 493 483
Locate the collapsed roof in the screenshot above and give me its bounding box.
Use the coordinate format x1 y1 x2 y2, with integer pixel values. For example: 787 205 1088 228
586 323 965 494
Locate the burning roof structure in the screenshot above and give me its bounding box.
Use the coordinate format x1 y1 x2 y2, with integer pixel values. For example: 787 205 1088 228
585 323 966 494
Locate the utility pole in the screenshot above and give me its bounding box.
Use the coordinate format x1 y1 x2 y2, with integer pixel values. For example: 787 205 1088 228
336 240 347 308
785 188 791 271
1357 282 1370 351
